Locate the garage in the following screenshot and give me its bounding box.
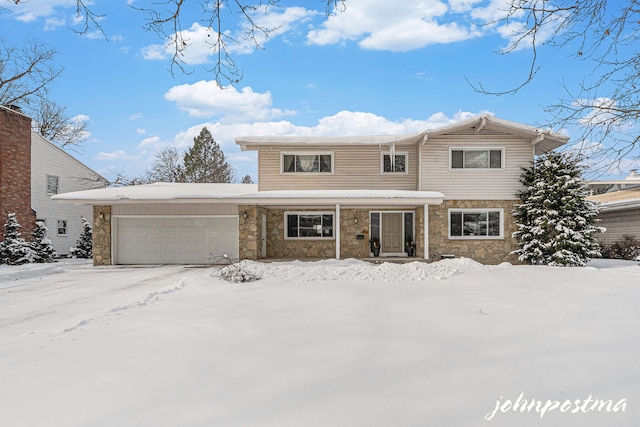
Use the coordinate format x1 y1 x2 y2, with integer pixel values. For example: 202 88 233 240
114 216 238 264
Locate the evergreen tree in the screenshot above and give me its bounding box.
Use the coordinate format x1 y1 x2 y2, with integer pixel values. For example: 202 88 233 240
182 127 234 183
512 151 603 266
69 217 93 259
241 174 253 184
0 213 34 265
30 222 56 263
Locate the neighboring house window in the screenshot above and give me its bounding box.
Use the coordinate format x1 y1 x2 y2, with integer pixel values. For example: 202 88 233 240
381 152 407 173
47 175 59 194
450 148 504 169
57 220 68 236
282 153 333 173
449 209 503 239
285 212 334 239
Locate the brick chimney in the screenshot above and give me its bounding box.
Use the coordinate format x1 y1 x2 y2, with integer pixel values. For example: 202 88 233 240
0 105 36 236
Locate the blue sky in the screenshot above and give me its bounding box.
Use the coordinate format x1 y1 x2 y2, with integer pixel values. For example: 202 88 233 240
2 0 636 182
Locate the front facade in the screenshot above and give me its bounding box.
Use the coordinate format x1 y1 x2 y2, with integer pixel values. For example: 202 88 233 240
54 115 567 266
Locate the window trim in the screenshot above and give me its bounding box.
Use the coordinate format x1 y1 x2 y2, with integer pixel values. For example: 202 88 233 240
57 219 68 236
448 208 504 240
380 151 409 175
47 174 60 195
284 211 336 240
281 152 334 175
449 147 505 171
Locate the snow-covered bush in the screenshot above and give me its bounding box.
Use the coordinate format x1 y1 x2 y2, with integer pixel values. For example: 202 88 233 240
601 235 640 260
512 151 603 266
0 213 34 265
30 222 56 263
69 217 93 259
212 255 260 283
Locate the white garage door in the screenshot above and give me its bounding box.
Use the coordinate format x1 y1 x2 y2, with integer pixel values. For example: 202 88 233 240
115 216 238 264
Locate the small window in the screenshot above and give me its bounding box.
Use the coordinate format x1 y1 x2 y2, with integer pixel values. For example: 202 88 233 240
450 148 503 169
285 212 334 239
57 220 67 236
382 152 407 173
282 153 332 173
47 175 59 194
449 209 503 239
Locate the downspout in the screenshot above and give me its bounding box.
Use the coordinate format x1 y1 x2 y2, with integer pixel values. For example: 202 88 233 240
336 203 341 260
423 203 429 260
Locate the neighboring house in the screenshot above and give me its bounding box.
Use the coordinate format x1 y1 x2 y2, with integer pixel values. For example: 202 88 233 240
0 104 108 256
31 132 109 255
53 115 568 266
0 105 37 235
588 172 640 246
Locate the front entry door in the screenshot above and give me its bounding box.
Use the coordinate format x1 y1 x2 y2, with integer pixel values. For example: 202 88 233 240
382 213 403 254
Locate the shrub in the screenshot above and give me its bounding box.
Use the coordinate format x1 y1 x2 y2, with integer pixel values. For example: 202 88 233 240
601 235 640 260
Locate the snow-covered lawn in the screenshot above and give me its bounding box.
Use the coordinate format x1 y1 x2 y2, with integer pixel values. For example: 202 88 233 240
1 258 639 427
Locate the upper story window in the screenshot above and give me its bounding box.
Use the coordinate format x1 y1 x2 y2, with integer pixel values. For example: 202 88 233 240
381 152 407 174
450 148 504 170
282 153 333 174
47 175 59 194
449 209 503 239
285 212 334 239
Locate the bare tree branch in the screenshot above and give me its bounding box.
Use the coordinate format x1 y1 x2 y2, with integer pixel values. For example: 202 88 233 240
473 0 640 166
31 95 90 150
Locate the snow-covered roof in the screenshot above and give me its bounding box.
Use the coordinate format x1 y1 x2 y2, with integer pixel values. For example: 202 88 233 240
52 182 444 206
588 186 640 211
236 115 568 155
51 183 258 204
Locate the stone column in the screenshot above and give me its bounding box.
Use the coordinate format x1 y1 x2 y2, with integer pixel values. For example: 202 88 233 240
92 205 111 266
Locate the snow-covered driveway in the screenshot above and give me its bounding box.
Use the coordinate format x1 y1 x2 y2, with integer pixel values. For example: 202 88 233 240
0 261 191 340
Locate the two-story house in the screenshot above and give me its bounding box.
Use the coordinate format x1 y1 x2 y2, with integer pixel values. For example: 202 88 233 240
1 104 108 256
53 115 567 265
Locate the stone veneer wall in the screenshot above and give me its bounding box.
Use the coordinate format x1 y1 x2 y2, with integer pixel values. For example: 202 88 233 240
92 205 111 266
239 207 422 260
427 200 520 265
238 205 262 260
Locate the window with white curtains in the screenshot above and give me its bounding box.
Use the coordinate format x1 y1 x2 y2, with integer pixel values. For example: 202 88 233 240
282 153 333 173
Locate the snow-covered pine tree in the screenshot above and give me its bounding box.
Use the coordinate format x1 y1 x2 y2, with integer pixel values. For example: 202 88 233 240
512 151 603 266
0 213 34 265
30 222 56 263
69 217 93 259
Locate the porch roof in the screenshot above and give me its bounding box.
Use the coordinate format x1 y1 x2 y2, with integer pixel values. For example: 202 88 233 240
52 182 444 206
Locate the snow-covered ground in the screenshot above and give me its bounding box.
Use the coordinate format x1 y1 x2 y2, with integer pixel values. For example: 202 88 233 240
1 258 638 427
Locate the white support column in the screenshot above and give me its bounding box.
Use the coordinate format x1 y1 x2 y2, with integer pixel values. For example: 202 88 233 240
423 204 429 260
336 204 341 260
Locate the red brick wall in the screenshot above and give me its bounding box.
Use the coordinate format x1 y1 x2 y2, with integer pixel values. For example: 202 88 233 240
0 106 36 237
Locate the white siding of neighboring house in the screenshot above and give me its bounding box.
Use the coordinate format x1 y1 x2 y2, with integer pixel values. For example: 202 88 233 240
257 143 419 191
30 133 108 255
595 207 640 246
420 129 534 200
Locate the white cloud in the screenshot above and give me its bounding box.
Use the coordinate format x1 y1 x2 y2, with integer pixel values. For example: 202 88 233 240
44 17 66 31
130 113 144 121
94 150 136 161
307 0 480 50
136 128 147 135
164 81 296 122
141 7 318 64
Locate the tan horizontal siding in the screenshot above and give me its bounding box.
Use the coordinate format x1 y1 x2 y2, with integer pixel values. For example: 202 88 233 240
421 132 533 200
112 203 238 216
258 144 418 190
596 208 640 245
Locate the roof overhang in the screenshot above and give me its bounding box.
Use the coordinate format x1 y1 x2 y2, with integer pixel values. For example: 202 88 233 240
236 133 425 151
52 183 444 207
421 114 569 155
